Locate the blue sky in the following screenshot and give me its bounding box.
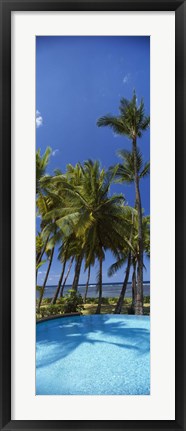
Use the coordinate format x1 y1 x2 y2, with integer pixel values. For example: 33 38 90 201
36 36 150 286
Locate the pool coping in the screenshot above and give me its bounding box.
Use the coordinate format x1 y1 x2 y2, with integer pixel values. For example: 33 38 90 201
36 312 81 324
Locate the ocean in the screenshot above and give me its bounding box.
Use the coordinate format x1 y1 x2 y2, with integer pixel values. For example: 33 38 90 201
36 282 150 299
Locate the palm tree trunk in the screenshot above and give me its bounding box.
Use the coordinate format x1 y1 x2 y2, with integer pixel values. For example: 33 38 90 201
131 261 137 313
36 234 50 281
60 256 74 297
37 247 55 310
84 266 91 303
96 256 103 314
51 259 67 305
133 137 143 314
72 254 83 292
114 251 131 314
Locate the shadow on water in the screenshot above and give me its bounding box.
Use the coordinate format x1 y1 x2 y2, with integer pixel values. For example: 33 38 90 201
36 315 150 369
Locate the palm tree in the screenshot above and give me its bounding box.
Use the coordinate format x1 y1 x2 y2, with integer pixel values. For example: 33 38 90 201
97 92 150 314
130 215 150 312
112 148 150 313
39 163 85 296
36 147 52 281
108 214 150 313
37 165 73 306
44 160 133 313
74 160 133 313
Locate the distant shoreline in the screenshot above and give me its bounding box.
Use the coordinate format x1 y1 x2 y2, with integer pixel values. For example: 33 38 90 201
37 282 150 299
44 281 150 288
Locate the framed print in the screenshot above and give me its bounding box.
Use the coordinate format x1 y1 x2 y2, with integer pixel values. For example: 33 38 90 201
0 0 185 430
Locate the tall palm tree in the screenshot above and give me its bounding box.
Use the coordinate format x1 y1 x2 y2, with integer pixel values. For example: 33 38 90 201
97 92 150 314
37 165 73 306
112 148 150 313
39 163 85 296
36 147 52 282
74 160 133 313
108 214 150 313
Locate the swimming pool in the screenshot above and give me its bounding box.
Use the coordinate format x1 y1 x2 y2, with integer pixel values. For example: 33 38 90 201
36 314 150 395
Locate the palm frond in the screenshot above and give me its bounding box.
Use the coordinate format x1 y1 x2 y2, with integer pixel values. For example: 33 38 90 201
139 161 150 178
108 257 126 277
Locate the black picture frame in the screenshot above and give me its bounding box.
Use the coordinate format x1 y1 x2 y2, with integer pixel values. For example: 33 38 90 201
0 1 185 430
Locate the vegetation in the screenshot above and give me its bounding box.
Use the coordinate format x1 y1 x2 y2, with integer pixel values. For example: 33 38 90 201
36 295 150 320
62 290 84 314
36 92 150 319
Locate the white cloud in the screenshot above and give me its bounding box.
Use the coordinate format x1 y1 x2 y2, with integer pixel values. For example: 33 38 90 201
113 133 119 138
52 149 59 156
123 73 130 84
36 110 43 128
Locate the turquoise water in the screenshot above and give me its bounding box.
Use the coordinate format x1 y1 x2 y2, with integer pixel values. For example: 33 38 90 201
36 314 150 395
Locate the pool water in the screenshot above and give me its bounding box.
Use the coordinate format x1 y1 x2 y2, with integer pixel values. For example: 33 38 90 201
36 314 150 395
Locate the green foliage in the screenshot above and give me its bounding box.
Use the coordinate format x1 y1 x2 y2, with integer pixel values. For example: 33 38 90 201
36 147 52 194
36 260 47 271
56 297 66 305
36 233 44 255
36 285 42 292
124 297 132 304
84 296 127 305
112 147 150 184
84 296 149 306
84 297 99 304
97 90 150 140
144 295 150 304
108 297 118 305
38 304 64 319
63 289 84 313
41 297 52 304
36 294 150 319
